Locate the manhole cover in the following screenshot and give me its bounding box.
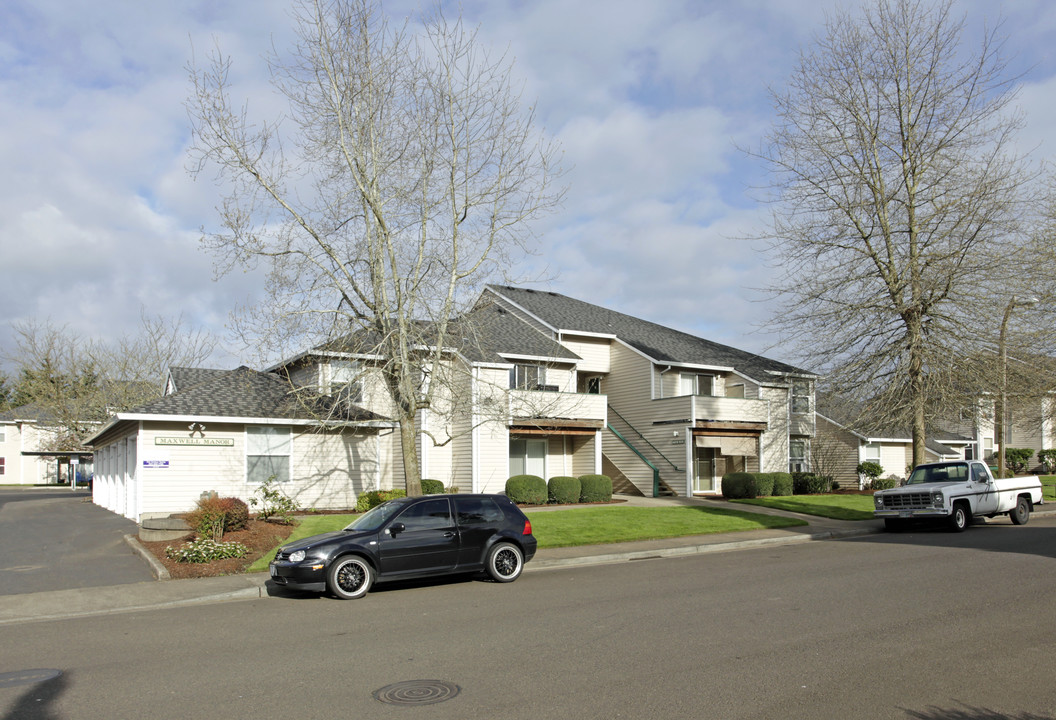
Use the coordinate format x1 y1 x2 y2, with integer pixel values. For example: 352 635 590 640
373 680 461 706
0 669 62 689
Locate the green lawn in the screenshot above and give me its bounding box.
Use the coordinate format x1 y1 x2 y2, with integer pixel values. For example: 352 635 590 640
1042 476 1056 502
730 494 876 520
246 505 808 572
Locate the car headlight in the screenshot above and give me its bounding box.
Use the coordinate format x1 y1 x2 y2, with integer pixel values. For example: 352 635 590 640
874 495 884 508
932 493 943 508
289 550 307 563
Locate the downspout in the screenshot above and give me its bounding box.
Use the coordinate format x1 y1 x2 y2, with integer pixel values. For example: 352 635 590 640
657 366 674 399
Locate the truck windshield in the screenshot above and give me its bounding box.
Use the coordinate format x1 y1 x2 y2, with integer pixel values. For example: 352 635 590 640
907 463 968 484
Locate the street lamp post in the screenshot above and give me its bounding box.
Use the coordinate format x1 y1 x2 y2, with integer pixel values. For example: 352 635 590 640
996 296 1037 479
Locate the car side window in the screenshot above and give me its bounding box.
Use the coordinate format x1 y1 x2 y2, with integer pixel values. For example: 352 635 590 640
454 497 503 527
396 499 452 531
971 464 988 483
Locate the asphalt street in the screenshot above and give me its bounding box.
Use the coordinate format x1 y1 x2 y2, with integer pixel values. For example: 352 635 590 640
1 516 1054 720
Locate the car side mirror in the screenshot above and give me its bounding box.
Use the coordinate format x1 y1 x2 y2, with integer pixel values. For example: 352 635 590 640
388 522 405 537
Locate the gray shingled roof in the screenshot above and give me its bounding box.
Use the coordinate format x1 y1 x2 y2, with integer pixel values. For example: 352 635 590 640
310 304 579 365
128 367 386 422
488 285 813 380
167 367 230 393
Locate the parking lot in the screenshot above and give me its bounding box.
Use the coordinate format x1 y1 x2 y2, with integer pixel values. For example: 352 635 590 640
0 488 154 596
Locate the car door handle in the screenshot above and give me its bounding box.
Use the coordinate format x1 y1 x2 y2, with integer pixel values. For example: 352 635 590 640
444 532 455 538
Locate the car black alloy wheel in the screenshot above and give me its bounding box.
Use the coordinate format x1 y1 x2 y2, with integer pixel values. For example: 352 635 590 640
486 542 523 583
327 555 374 599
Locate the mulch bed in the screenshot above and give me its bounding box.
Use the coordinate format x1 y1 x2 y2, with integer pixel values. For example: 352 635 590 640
138 519 298 580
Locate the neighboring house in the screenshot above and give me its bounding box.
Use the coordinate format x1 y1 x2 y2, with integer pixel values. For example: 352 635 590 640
86 286 816 521
814 412 971 489
483 286 817 497
0 404 94 485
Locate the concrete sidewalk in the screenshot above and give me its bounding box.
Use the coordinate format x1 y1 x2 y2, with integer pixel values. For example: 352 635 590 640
0 495 882 626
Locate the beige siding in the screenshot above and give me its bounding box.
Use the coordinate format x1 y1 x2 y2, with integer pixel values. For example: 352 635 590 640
813 417 860 486
560 335 611 374
759 386 790 474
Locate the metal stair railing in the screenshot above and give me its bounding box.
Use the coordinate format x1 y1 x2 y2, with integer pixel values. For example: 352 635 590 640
608 406 683 472
607 423 661 498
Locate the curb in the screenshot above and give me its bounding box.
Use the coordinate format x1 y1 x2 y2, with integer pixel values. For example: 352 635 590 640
526 526 877 570
124 534 170 580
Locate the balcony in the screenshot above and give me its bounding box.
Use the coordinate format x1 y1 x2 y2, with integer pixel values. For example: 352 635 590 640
651 395 770 426
508 389 608 424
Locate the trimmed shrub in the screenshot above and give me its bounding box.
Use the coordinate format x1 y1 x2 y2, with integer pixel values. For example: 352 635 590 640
1038 449 1056 474
165 538 248 564
857 461 883 487
1005 448 1034 475
754 473 775 497
871 476 898 490
578 474 613 503
186 495 227 541
721 472 758 499
506 475 547 505
792 472 832 495
355 488 407 513
420 478 445 495
216 497 249 532
770 473 793 496
548 476 581 505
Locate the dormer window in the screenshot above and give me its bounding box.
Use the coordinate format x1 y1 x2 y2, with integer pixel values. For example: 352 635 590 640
510 364 545 390
331 360 363 402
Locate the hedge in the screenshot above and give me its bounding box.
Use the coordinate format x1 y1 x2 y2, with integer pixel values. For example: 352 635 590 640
420 478 445 494
792 472 832 495
356 488 407 512
770 472 793 496
578 474 613 503
548 476 581 505
721 472 758 499
506 475 547 505
753 473 775 497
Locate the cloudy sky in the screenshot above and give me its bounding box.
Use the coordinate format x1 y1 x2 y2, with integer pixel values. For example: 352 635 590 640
3 0 1056 372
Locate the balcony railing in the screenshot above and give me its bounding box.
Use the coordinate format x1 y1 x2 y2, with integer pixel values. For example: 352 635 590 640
650 394 769 425
508 389 607 422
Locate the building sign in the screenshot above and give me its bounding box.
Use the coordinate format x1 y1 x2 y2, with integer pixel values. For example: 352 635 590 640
143 460 170 469
155 437 235 447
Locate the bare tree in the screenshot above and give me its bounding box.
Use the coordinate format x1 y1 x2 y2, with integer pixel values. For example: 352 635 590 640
187 0 564 495
754 0 1042 467
6 315 219 448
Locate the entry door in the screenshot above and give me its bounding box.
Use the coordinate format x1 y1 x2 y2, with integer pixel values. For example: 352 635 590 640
694 448 717 493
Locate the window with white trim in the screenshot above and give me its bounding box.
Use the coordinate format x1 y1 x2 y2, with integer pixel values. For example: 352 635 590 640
791 379 810 414
680 373 715 397
789 439 809 473
247 426 291 484
865 443 881 464
510 364 545 390
330 360 363 402
0 457 5 476
509 437 546 477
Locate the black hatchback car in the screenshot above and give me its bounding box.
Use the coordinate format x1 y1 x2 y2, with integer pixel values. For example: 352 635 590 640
269 493 537 599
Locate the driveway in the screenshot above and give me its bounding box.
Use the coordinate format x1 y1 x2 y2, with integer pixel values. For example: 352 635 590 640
0 488 155 596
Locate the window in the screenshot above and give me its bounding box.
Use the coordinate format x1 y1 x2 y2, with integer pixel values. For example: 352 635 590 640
0 457 4 476
791 379 810 414
395 498 452 531
454 496 503 526
865 443 881 464
510 364 545 390
330 360 363 402
586 377 602 394
247 426 291 484
0 428 5 442
680 373 714 396
509 437 546 477
789 439 809 473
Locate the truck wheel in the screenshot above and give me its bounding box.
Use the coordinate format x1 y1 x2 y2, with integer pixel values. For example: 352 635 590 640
948 503 969 533
1009 496 1031 526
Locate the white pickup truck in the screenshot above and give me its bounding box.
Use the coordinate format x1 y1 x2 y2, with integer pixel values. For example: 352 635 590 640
873 460 1043 532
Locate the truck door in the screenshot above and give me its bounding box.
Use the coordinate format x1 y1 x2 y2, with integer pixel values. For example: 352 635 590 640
971 462 998 515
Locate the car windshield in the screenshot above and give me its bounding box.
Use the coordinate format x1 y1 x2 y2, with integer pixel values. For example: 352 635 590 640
344 498 411 532
907 463 968 485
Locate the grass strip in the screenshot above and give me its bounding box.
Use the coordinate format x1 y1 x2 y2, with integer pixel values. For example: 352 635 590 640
731 494 876 520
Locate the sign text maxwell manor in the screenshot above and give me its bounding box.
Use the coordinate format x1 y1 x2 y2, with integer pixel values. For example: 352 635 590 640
155 437 235 447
